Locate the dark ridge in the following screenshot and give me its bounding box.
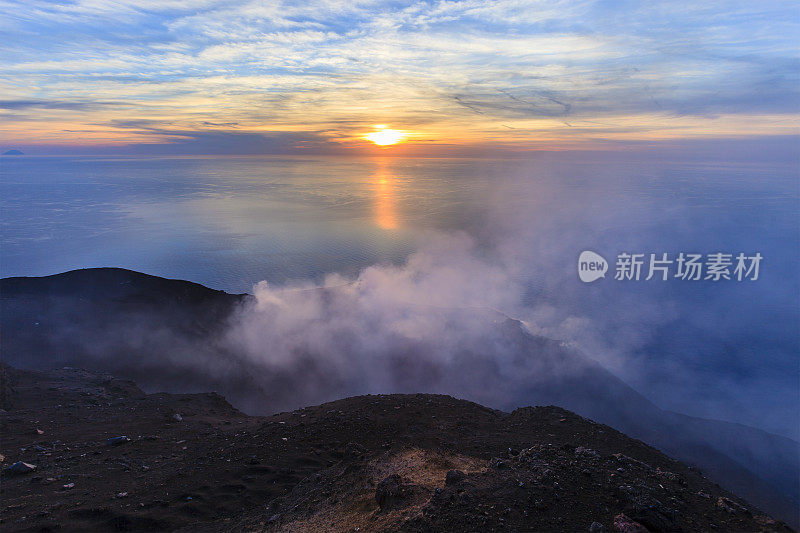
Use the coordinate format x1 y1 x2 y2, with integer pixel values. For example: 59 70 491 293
0 267 245 303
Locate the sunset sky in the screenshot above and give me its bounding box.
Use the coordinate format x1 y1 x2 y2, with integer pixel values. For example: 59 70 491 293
0 0 797 155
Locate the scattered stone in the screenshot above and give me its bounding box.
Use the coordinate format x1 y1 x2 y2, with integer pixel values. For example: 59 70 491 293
106 436 130 446
612 453 653 472
754 515 779 527
717 496 735 513
116 492 128 498
62 483 75 490
445 470 465 485
5 461 36 475
518 447 539 461
375 474 410 509
488 458 506 469
172 413 183 422
655 469 681 482
716 496 748 515
613 513 649 532
618 484 677 530
589 521 606 532
35 428 44 435
575 446 600 458
343 442 366 457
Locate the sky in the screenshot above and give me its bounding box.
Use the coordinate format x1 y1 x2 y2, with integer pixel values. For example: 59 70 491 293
0 0 798 155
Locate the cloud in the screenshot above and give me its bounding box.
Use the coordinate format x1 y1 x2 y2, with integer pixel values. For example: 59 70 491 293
103 122 337 154
0 99 129 110
220 232 577 412
0 0 797 152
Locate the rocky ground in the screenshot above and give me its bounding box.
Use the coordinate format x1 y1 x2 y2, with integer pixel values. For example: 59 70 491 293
0 364 793 532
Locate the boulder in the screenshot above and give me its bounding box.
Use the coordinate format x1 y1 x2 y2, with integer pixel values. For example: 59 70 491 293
5 461 36 475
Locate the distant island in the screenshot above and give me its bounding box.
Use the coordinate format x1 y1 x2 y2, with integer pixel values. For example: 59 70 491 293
2 149 24 155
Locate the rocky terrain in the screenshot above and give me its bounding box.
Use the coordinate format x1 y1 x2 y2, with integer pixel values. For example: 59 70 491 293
2 268 798 529
0 364 793 532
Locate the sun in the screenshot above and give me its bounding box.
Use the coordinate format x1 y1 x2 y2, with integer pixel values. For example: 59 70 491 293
364 125 406 146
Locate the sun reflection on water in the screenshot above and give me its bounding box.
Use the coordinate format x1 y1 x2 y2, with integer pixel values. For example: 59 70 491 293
373 161 399 230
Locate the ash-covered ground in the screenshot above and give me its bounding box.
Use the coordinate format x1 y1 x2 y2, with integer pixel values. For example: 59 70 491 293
0 365 792 532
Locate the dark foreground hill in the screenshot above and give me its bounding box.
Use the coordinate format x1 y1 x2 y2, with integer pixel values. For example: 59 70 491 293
0 365 792 532
1 268 798 527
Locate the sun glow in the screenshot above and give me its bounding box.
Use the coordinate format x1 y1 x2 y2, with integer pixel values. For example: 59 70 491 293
364 125 406 146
